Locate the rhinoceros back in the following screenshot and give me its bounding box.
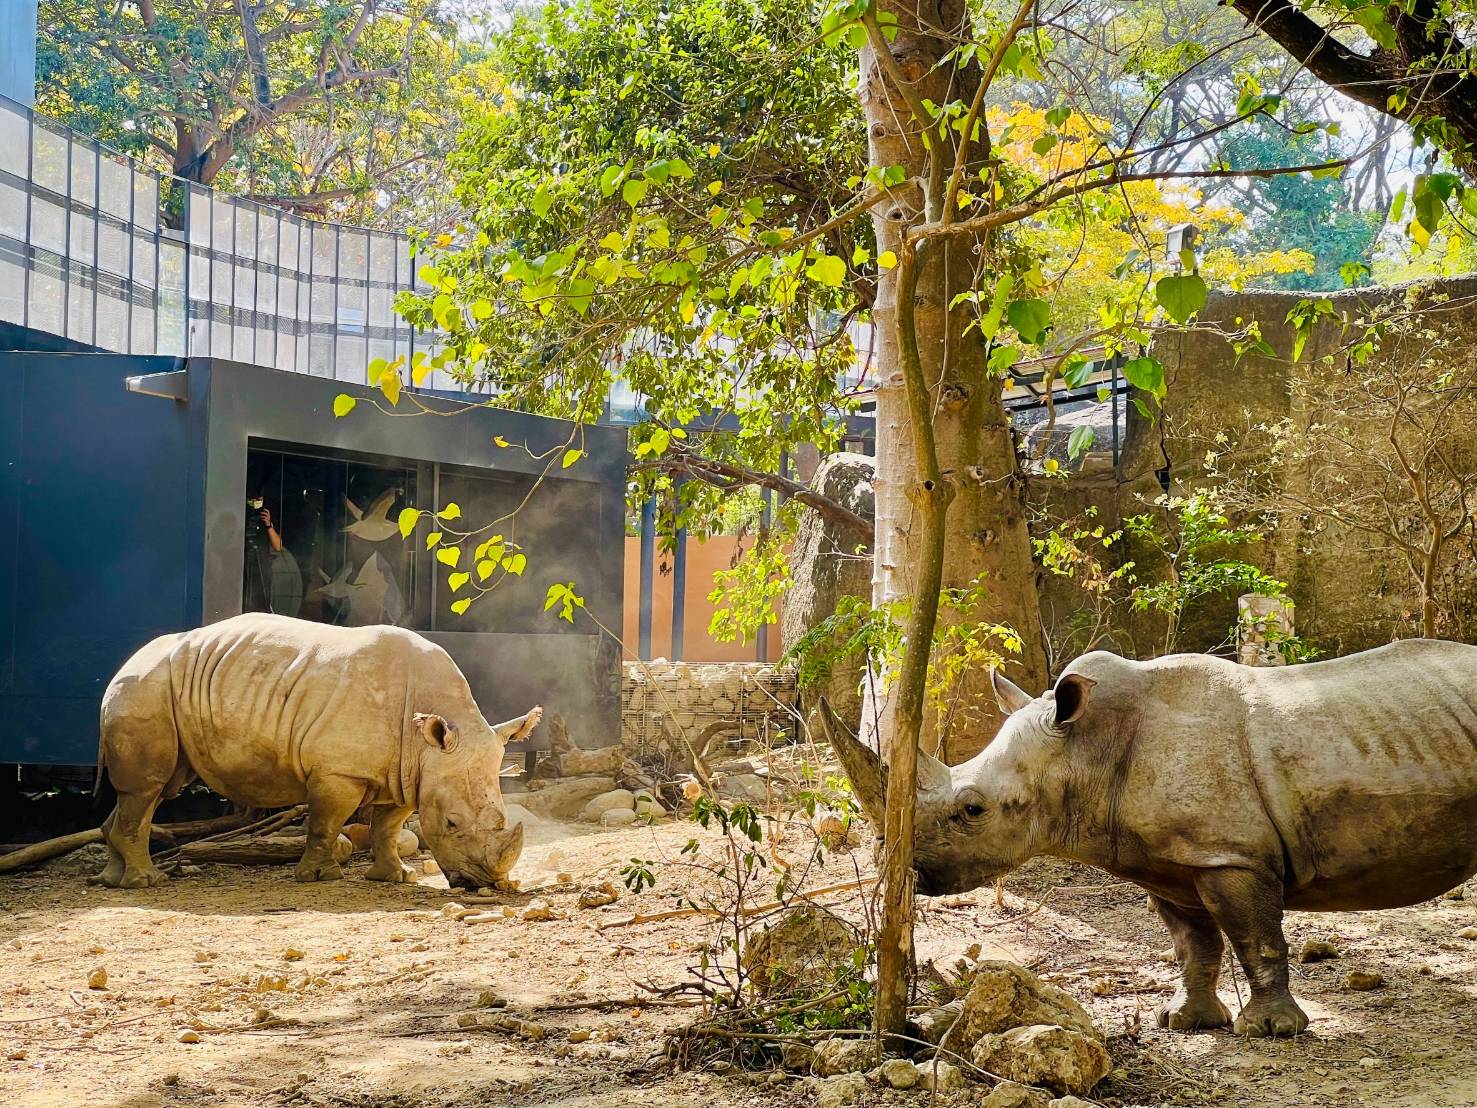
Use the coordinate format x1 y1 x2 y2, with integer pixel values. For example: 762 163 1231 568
1241 638 1477 901
113 613 419 809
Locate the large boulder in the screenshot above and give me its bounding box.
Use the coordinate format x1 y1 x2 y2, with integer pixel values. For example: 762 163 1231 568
780 452 875 736
957 961 1101 1043
971 1025 1111 1097
742 906 860 999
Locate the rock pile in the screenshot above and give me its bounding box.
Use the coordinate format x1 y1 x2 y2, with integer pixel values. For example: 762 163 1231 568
802 960 1109 1106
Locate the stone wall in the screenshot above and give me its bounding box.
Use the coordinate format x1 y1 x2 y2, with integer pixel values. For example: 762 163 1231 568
620 661 798 766
1040 277 1477 657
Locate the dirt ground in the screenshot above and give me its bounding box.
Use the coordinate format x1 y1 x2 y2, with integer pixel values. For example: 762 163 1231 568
5 806 1477 1108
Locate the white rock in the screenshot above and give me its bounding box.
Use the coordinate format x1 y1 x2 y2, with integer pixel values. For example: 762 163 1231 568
580 788 635 822
815 1072 868 1108
811 1037 872 1075
919 1059 965 1092
878 1058 919 1089
601 807 638 827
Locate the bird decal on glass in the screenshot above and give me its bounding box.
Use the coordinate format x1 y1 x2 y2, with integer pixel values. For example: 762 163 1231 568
342 488 401 542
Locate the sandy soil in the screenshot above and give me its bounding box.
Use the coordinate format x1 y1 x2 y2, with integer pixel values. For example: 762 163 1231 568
4 808 1477 1108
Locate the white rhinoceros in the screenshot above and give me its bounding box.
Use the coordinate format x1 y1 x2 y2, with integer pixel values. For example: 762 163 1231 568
93 613 540 890
824 639 1477 1038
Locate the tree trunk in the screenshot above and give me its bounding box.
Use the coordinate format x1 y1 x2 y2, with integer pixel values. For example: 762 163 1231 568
858 0 1049 768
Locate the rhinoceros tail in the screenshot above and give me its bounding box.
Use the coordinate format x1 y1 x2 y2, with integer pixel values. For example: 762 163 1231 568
93 735 106 799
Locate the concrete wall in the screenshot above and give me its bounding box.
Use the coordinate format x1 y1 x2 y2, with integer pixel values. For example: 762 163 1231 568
1043 277 1477 658
0 2 36 106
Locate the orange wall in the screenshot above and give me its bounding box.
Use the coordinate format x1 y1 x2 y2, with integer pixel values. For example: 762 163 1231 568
622 535 785 663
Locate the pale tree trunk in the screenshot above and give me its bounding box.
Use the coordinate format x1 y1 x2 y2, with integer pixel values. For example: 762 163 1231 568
859 1 1049 769
855 0 1050 1046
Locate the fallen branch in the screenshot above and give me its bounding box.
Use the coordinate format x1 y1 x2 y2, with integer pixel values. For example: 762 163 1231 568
596 878 874 930
0 830 106 875
174 835 313 867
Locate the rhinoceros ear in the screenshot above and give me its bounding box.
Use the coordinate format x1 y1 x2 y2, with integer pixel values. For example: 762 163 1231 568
991 668 1034 715
414 712 459 753
1053 673 1096 727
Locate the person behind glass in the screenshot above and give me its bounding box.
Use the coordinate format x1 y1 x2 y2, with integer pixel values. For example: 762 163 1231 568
243 496 283 613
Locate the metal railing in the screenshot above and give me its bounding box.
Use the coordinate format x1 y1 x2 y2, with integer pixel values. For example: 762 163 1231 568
0 92 456 386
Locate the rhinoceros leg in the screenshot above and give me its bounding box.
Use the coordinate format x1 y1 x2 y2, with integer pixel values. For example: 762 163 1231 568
1195 867 1309 1038
1150 895 1232 1031
94 790 169 889
365 805 414 883
295 774 365 882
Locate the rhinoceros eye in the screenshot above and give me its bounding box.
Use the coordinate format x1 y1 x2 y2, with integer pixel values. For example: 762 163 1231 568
446 816 459 831
961 803 986 819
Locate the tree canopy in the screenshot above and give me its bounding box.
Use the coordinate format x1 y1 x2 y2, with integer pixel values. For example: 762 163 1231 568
37 0 471 227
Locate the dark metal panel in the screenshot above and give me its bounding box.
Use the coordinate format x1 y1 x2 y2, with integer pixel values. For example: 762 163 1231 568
0 350 192 764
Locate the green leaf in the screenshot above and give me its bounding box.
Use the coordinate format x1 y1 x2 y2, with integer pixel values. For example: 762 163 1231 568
807 254 847 288
1154 274 1208 324
562 448 583 468
599 165 624 196
1006 298 1051 345
448 571 470 592
332 394 357 418
1122 355 1166 400
1067 424 1095 460
531 183 553 218
1061 356 1093 389
622 177 649 207
472 298 494 320
988 345 1021 376
397 508 420 539
450 598 472 616
1031 134 1058 157
1339 261 1370 287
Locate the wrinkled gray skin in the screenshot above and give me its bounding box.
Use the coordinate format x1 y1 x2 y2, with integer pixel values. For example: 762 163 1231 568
94 613 539 891
827 640 1477 1038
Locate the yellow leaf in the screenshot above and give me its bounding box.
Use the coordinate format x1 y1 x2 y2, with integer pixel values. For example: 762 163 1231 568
397 508 420 539
448 571 470 592
707 180 722 196
332 394 357 418
437 502 462 521
493 435 510 448
476 559 495 581
503 552 527 576
410 356 433 386
436 546 461 568
877 251 897 270
425 531 442 550
450 598 471 615
1044 458 1060 474
561 449 583 468
379 370 402 407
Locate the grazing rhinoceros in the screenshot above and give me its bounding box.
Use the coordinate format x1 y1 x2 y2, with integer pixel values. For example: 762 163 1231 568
824 640 1477 1038
94 613 540 891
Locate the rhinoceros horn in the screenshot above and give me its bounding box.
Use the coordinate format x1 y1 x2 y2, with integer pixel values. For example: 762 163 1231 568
816 698 951 824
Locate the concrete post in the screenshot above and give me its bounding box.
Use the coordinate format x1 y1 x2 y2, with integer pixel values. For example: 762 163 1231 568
0 2 37 106
1238 593 1294 667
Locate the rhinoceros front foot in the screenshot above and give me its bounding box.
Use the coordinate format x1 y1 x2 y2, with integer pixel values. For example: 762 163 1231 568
1233 994 1309 1037
294 857 345 882
364 860 414 883
90 862 169 889
1156 988 1232 1031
